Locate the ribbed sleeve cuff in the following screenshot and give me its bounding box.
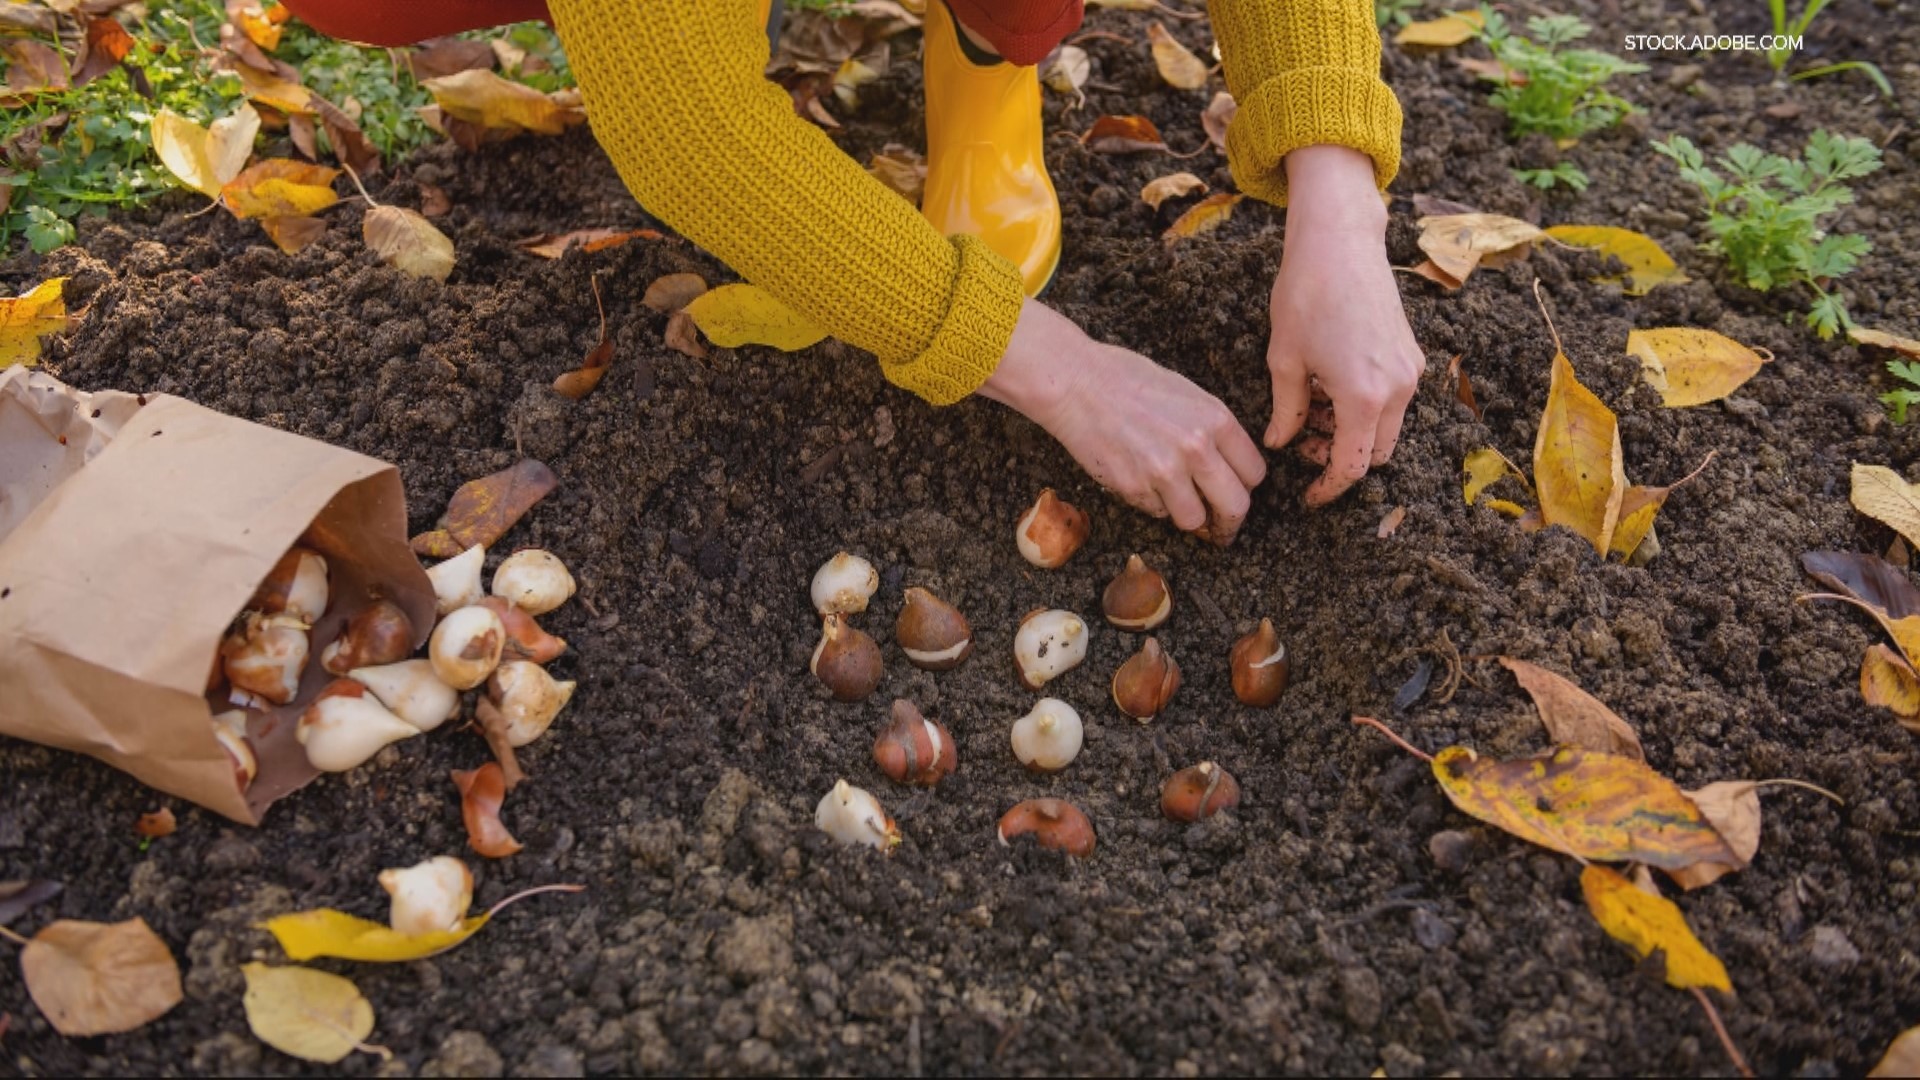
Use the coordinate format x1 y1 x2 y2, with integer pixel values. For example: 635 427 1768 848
881 234 1024 406
1225 66 1403 207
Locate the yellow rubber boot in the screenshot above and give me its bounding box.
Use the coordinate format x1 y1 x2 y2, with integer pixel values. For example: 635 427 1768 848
920 1 1062 297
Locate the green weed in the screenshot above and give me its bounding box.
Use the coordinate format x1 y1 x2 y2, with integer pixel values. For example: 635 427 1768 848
1514 163 1591 192
1375 0 1422 29
1881 359 1920 424
1476 9 1645 142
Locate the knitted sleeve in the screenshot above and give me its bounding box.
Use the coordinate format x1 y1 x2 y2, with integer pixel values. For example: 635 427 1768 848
544 0 1025 406
1207 0 1404 206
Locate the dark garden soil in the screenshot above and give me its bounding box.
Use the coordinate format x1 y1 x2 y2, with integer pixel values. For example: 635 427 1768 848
5 0 1920 1074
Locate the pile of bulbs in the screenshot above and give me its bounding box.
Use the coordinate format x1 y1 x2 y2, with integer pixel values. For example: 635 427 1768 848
208 541 580 788
813 488 1292 858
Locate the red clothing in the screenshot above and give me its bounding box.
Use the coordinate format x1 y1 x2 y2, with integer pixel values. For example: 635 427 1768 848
276 0 1083 64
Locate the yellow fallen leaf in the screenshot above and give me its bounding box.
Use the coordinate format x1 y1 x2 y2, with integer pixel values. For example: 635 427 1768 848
1544 225 1687 295
1668 780 1763 889
683 284 828 351
1850 326 1920 359
20 918 183 1037
1580 863 1731 991
833 58 879 109
1852 463 1920 552
1141 172 1208 209
1463 446 1530 508
241 963 385 1064
234 4 282 51
1861 643 1920 724
1498 657 1643 760
1607 453 1713 561
259 909 490 962
0 277 69 368
1394 9 1484 47
222 159 340 220
1534 350 1626 555
152 104 261 199
364 206 455 282
1163 193 1242 245
421 70 578 136
1872 1025 1920 1077
1627 328 1770 407
235 65 315 116
1148 23 1209 90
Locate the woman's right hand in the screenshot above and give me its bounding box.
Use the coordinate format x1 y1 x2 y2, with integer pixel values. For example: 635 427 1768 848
977 299 1268 545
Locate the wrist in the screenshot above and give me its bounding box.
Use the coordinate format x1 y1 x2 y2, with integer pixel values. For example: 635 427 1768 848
977 299 1085 426
1283 145 1388 235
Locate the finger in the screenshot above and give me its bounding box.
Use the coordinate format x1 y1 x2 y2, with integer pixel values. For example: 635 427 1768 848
1155 470 1211 534
1304 400 1379 508
1191 451 1253 546
1295 435 1331 466
1264 353 1312 450
1370 383 1415 466
1215 413 1269 491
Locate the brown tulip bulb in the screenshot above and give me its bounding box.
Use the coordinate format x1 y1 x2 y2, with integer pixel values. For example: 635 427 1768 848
1111 636 1181 721
1161 761 1241 823
249 545 330 625
872 699 957 786
478 596 569 664
1230 619 1290 707
320 599 415 675
1102 554 1171 631
997 799 1095 857
1015 488 1090 568
895 587 973 671
811 613 883 702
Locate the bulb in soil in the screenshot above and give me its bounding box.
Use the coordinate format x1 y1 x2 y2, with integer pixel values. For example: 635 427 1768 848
378 855 472 936
1161 761 1241 822
1010 698 1084 772
1102 554 1171 631
895 587 973 671
478 596 568 664
350 659 460 732
1015 488 1089 568
210 710 256 790
250 546 330 625
296 679 423 772
1012 609 1088 690
491 549 576 616
1111 636 1181 722
814 779 901 851
872 699 957 786
997 798 1095 856
426 544 486 616
1229 619 1289 707
320 598 415 676
810 613 883 702
429 604 506 690
487 661 577 747
810 551 879 617
222 612 310 707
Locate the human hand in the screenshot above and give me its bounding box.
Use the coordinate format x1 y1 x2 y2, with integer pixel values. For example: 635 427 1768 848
1266 146 1426 507
978 299 1267 544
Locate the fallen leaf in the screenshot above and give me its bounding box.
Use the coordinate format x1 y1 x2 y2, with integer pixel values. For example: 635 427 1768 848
517 228 660 259
642 273 708 314
553 276 613 400
1668 781 1763 889
1872 1025 1920 1077
3 40 68 97
1041 45 1090 95
1534 350 1626 555
20 918 182 1036
314 97 381 176
0 881 63 927
683 283 828 351
833 57 880 109
234 65 315 116
152 104 261 199
259 909 489 963
1416 213 1544 286
1544 225 1687 295
1801 551 1920 620
222 159 340 220
1377 506 1406 539
1498 657 1643 760
1852 464 1920 552
0 278 69 368
1627 328 1770 407
260 216 326 255
1141 172 1208 209
134 808 176 839
490 35 530 74
1200 91 1235 150
1458 55 1526 85
1148 24 1209 90
1407 259 1465 290
1580 863 1732 991
664 310 708 360
411 459 559 557
407 38 494 81
422 70 579 136
1432 745 1740 870
1860 644 1920 725
868 145 927 204
419 183 452 217
364 205 454 282
1082 115 1166 154
1394 9 1484 47
452 763 523 858
231 2 282 51
1463 446 1530 509
74 17 135 88
1163 193 1243 245
241 963 384 1064
1607 453 1714 561
1850 326 1920 359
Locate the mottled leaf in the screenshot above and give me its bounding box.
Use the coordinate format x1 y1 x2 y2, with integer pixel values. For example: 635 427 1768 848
1580 864 1731 991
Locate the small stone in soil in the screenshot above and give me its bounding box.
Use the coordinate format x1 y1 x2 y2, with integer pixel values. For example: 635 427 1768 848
1428 829 1475 873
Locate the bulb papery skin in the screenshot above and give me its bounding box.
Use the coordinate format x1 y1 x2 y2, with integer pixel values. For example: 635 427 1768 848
378 856 473 936
427 544 486 616
1012 609 1089 690
1112 637 1181 722
210 710 257 789
872 699 958 786
1102 554 1172 631
429 605 506 690
896 587 973 671
477 596 568 664
997 798 1096 856
1161 761 1242 822
491 549 576 616
350 659 460 732
814 780 901 851
320 599 415 676
810 613 883 702
1230 619 1290 707
810 552 879 616
296 680 423 772
251 546 331 625
222 612 311 706
1015 489 1089 568
1010 698 1084 772
487 661 577 747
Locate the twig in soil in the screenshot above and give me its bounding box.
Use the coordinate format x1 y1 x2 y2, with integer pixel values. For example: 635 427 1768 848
485 882 586 917
1350 715 1433 762
1691 987 1754 1078
0 925 26 947
1338 897 1437 927
1430 629 1463 703
1530 279 1565 357
1753 778 1844 805
1068 30 1134 46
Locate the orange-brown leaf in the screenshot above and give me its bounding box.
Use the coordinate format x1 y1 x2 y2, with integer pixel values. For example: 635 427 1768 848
1163 193 1243 245
21 919 183 1036
1147 23 1209 90
134 808 177 839
517 228 660 260
1498 657 1643 760
260 215 327 255
1534 350 1625 554
411 459 559 557
222 159 340 220
452 763 523 858
554 277 614 400
1082 115 1166 154
642 273 708 314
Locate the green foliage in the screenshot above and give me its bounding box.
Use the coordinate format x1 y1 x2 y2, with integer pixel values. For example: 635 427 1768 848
1514 163 1591 192
1653 131 1882 339
1375 0 1423 28
1476 9 1646 142
1767 0 1830 71
1882 360 1920 425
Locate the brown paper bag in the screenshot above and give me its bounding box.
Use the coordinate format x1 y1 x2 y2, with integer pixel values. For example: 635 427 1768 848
0 368 434 824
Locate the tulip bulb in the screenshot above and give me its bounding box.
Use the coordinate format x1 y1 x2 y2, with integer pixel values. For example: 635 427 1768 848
378 855 473 936
487 661 577 747
1102 554 1171 631
998 798 1095 856
426 544 486 616
1015 488 1089 568
222 612 311 706
1230 619 1289 707
491 549 576 616
810 613 883 702
1161 761 1241 822
895 587 972 671
250 546 330 625
810 551 879 616
350 659 459 732
814 779 901 851
872 699 957 786
320 599 415 675
1112 636 1181 721
296 679 422 772
478 596 568 664
429 605 506 690
1010 698 1084 772
1013 609 1088 690
210 710 256 790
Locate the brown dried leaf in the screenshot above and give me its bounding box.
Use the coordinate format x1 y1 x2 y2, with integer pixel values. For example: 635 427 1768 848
1667 781 1763 890
261 215 326 255
517 228 661 260
314 96 381 176
1140 172 1208 209
364 205 454 282
21 918 183 1036
407 38 494 82
554 276 613 400
1147 23 1209 90
1851 464 1920 552
4 40 68 98
134 808 176 839
1498 656 1643 760
1802 551 1920 620
1199 91 1235 150
1082 114 1166 154
411 459 559 557
664 309 708 360
1850 326 1920 359
642 273 708 314
452 763 523 858
867 145 926 205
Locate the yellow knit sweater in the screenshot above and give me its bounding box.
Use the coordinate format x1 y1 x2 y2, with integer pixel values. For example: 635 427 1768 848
545 0 1402 405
